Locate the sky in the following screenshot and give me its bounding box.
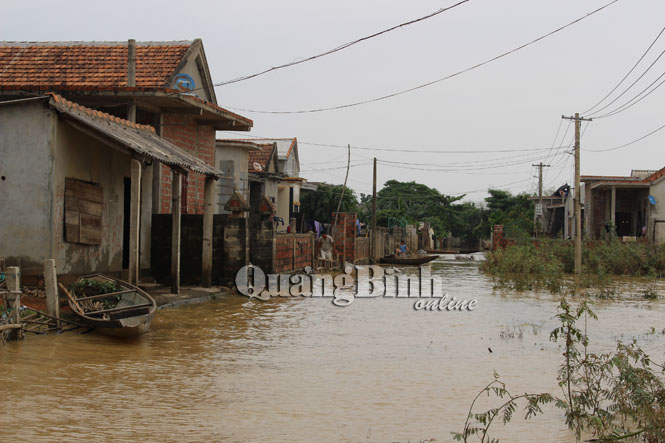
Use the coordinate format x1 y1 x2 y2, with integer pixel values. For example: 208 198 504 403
3 0 665 203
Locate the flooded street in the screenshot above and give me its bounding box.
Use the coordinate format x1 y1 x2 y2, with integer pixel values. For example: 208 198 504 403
2 257 665 442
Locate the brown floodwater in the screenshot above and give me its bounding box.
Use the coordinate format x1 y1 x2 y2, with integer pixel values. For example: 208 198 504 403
2 256 664 442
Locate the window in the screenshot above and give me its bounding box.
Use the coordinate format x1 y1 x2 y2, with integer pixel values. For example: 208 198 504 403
64 178 103 245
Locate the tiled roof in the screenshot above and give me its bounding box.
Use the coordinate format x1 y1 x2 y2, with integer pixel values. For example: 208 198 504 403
48 92 155 132
39 93 222 176
582 166 665 186
0 41 191 88
248 143 276 173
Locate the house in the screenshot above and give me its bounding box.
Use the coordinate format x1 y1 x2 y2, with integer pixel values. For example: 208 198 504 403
0 40 253 288
582 169 665 243
214 139 259 215
530 184 575 238
0 94 222 286
249 138 303 229
0 39 253 216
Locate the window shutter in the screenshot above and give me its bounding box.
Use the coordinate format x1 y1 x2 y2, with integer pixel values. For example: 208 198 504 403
64 178 103 245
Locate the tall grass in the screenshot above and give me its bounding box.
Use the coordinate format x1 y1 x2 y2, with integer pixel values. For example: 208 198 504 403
481 240 665 293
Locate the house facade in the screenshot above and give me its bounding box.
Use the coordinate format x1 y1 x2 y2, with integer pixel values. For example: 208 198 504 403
0 40 253 288
0 94 222 281
0 39 253 216
582 169 665 243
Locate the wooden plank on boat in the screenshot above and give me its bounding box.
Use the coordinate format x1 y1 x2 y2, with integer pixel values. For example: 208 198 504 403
73 289 135 302
59 282 84 314
109 306 151 320
84 302 152 316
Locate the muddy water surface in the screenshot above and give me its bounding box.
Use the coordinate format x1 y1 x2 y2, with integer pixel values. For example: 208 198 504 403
2 256 665 442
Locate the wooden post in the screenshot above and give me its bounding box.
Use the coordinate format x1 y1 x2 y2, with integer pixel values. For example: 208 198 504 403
342 214 347 267
128 158 142 285
171 171 182 294
292 234 296 271
43 259 60 329
201 176 215 287
6 267 22 340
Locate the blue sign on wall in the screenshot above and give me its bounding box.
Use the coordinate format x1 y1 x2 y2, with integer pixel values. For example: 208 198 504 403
173 73 195 92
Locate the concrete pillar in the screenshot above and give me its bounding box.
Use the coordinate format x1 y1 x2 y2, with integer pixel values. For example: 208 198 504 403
128 159 142 285
171 171 182 294
43 259 60 328
202 176 215 287
610 186 616 229
6 267 22 340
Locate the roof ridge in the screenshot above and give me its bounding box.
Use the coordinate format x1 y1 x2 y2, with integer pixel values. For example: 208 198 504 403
0 41 194 47
47 93 156 133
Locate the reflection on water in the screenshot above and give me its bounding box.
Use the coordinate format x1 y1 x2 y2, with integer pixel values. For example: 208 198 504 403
2 256 664 442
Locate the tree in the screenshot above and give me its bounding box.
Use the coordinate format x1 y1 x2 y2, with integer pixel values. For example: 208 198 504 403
299 184 359 223
480 189 534 238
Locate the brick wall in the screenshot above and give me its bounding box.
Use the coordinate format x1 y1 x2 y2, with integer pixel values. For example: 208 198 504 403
274 233 314 273
275 234 294 273
250 217 275 273
159 113 215 214
294 234 314 269
333 212 357 264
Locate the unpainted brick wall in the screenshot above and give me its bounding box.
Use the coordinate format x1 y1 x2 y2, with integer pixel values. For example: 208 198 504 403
250 217 275 273
159 113 215 214
274 233 314 273
333 212 358 264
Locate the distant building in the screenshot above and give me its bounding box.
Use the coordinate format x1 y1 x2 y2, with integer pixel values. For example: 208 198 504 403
582 169 665 243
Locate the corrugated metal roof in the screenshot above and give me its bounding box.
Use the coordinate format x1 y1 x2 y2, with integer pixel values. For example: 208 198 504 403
46 94 222 176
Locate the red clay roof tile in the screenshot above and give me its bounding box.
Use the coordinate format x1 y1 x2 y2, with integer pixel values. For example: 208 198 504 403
0 41 191 88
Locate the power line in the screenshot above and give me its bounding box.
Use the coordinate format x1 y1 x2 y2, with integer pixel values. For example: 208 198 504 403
592 70 665 119
213 0 472 87
584 119 665 152
224 1 619 114
222 131 569 154
583 24 665 115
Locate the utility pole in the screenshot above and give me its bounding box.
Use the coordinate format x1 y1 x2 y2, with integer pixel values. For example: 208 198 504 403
562 113 592 292
532 162 550 235
371 158 377 264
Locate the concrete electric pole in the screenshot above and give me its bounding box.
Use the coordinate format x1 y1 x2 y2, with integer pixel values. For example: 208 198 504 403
562 113 592 291
532 162 550 235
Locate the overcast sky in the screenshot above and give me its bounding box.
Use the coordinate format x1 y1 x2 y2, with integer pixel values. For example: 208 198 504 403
4 0 665 202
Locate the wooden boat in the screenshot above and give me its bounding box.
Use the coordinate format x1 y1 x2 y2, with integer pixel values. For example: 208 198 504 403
380 254 439 265
63 274 156 337
426 249 460 254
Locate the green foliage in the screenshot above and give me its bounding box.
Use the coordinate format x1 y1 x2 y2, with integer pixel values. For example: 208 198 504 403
375 180 464 236
480 189 534 239
456 298 665 442
299 184 359 224
452 372 560 442
480 241 566 292
549 298 665 441
482 241 665 293
69 279 122 309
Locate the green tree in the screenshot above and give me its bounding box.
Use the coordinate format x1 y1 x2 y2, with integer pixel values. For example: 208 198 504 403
299 184 359 223
480 189 534 238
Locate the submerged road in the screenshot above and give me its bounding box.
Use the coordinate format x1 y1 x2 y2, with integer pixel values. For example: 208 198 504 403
2 256 664 442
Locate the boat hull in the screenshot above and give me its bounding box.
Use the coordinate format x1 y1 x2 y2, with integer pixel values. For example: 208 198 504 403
380 255 439 265
67 274 157 337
